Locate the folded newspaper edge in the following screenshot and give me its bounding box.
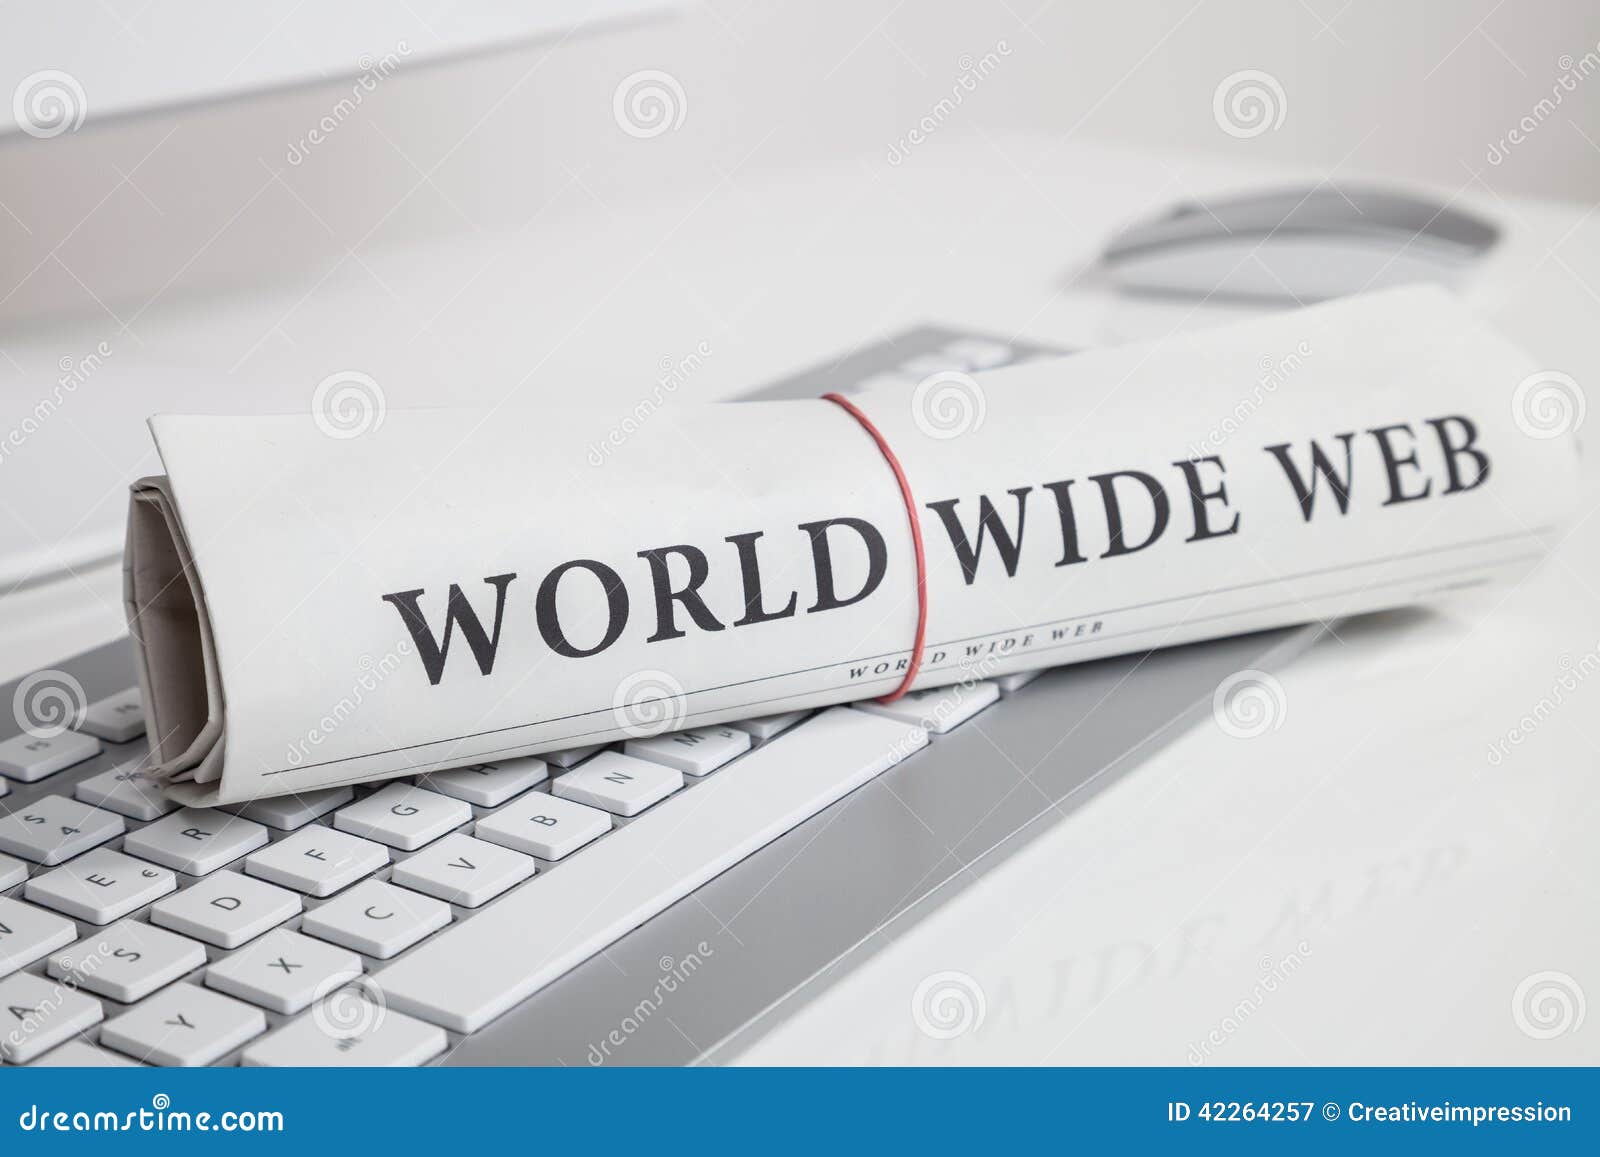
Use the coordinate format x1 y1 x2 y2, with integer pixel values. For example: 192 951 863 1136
125 287 1581 805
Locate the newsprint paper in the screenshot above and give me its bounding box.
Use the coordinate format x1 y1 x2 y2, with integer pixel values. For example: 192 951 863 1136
124 287 1580 805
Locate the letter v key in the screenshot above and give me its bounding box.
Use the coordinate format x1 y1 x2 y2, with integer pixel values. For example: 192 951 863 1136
391 834 535 909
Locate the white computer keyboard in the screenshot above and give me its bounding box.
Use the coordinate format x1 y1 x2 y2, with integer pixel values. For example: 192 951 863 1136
0 669 1049 1065
0 325 1060 1067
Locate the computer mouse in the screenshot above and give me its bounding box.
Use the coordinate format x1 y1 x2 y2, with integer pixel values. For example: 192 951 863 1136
1100 184 1499 303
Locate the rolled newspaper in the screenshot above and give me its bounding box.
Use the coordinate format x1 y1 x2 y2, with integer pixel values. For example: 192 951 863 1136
125 287 1579 806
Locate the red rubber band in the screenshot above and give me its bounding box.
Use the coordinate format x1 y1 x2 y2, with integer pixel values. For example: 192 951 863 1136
822 392 926 704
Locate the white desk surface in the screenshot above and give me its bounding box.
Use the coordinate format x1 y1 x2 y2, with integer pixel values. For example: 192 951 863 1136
4 133 1598 1064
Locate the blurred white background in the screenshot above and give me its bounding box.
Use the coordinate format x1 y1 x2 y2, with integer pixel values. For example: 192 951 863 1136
1 0 1596 327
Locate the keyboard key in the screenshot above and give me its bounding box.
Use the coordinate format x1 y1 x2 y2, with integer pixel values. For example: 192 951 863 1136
150 870 301 949
78 688 146 742
301 879 451 959
48 920 206 1002
0 729 101 783
226 786 354 830
0 795 124 865
25 848 177 924
728 710 809 741
545 743 603 768
625 725 750 776
124 807 270 875
0 971 103 1063
475 792 611 860
421 757 547 808
996 669 1042 694
100 982 264 1066
381 707 928 1032
391 833 536 908
0 852 25 890
0 896 77 976
470 790 608 864
854 680 1000 733
245 826 387 897
333 784 470 851
206 928 361 1014
75 760 178 821
242 987 445 1067
29 1040 139 1066
553 752 682 816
